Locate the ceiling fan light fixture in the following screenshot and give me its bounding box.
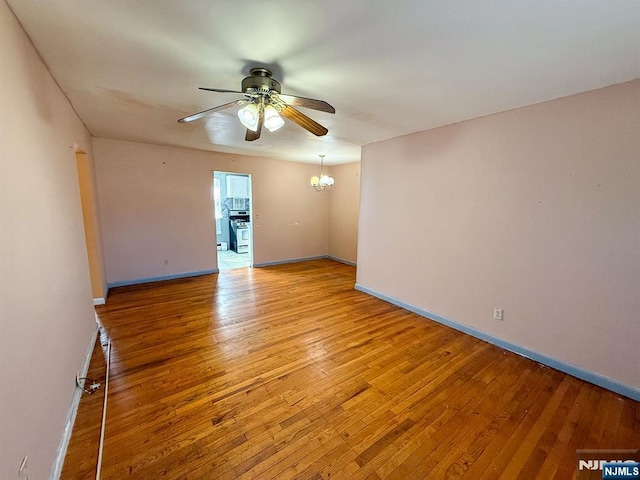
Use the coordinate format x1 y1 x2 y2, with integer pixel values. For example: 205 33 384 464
237 103 259 131
263 105 285 132
179 68 335 141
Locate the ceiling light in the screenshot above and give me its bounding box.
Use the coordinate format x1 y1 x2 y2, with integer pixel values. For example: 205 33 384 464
263 105 284 132
237 103 259 131
310 154 334 192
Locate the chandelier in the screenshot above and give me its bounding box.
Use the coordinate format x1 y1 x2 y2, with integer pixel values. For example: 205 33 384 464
310 154 334 192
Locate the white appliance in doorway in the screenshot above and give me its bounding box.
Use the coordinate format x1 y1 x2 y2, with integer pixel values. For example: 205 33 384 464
236 222 250 254
229 210 251 254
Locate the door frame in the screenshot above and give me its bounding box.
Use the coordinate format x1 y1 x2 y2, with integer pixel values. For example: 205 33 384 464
212 170 253 269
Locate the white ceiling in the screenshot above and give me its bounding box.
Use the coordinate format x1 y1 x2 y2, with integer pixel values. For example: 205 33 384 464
7 0 640 165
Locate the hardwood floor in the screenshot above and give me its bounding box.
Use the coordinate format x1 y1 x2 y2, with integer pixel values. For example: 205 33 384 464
63 259 639 479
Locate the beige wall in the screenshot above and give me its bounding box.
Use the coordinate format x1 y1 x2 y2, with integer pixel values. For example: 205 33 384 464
328 162 361 264
357 80 640 391
93 138 331 285
0 2 99 479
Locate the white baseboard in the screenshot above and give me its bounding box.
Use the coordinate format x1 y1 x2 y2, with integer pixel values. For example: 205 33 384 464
254 256 357 268
327 255 357 267
93 298 106 306
253 255 327 268
49 324 99 479
107 268 218 288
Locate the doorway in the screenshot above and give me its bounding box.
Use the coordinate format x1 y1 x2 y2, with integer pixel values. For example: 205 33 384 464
213 171 253 270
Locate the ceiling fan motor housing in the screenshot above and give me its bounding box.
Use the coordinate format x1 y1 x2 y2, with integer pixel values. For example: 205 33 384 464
242 68 281 94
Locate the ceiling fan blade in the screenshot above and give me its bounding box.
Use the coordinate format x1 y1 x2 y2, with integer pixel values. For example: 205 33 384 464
277 94 336 114
244 128 258 141
199 87 246 95
177 100 242 123
245 107 264 141
279 105 328 136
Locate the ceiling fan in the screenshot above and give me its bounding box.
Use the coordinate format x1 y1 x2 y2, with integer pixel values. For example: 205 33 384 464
178 68 335 142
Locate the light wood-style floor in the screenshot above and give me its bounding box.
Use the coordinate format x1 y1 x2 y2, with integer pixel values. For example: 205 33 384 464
63 259 639 479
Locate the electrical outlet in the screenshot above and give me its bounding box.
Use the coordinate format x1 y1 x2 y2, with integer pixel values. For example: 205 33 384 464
18 455 28 480
493 307 503 321
163 259 169 265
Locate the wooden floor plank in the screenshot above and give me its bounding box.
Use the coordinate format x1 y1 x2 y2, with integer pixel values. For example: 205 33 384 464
61 259 640 479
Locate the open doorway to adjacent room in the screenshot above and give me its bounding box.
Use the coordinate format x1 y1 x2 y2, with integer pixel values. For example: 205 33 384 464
213 171 253 270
